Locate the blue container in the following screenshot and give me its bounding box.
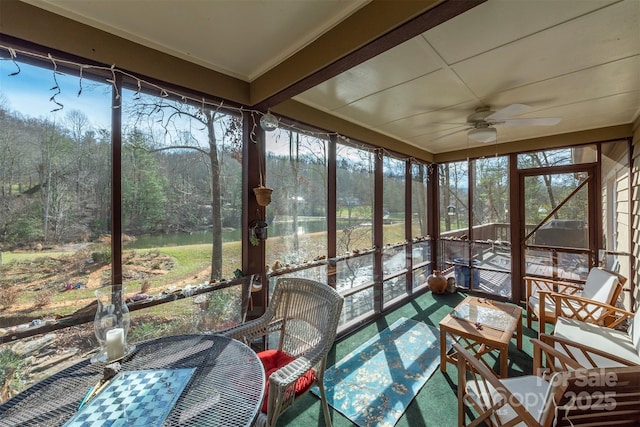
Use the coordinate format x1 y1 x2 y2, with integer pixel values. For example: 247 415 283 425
453 258 480 288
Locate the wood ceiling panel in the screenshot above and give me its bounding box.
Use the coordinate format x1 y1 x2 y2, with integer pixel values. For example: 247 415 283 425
332 69 474 126
424 0 618 65
451 1 639 98
293 37 442 111
25 0 369 80
376 100 478 140
486 56 640 110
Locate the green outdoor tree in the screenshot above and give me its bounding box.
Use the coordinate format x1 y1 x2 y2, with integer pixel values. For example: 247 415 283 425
439 161 469 232
126 94 242 280
473 156 509 226
122 130 168 232
411 162 429 237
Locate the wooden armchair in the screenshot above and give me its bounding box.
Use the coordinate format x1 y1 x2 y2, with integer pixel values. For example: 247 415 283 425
537 305 639 369
538 333 639 370
456 341 640 426
525 267 625 335
222 278 344 427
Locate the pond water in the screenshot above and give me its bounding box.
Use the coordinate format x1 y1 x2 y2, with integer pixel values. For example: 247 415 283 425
125 229 240 249
125 217 368 249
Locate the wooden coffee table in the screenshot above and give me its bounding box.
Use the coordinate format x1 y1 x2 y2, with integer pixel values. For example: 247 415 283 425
439 296 522 377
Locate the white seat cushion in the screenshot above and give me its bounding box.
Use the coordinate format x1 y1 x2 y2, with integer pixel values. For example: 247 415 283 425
582 268 619 303
629 310 640 354
466 375 550 426
529 268 620 323
553 317 640 367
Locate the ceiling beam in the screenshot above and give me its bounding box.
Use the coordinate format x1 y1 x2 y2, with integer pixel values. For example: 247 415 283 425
273 99 435 162
251 0 486 109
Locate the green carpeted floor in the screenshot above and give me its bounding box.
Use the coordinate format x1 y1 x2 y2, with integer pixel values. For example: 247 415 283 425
277 291 541 427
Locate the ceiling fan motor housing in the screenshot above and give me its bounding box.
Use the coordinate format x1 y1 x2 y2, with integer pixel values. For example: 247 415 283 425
466 106 495 124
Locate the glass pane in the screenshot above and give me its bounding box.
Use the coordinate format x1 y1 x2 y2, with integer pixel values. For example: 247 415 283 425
0 63 111 314
383 156 405 245
473 241 512 298
129 282 247 341
0 59 112 398
340 288 374 326
471 156 510 297
412 240 431 265
124 89 243 281
267 266 329 298
439 239 469 273
336 253 375 290
473 156 510 239
439 161 469 234
383 275 407 307
525 248 589 281
336 144 374 254
525 173 589 250
383 245 406 278
265 129 328 267
517 145 596 168
412 266 430 291
411 163 429 239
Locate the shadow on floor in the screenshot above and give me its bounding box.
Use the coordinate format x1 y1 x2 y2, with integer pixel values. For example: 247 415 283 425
277 291 538 427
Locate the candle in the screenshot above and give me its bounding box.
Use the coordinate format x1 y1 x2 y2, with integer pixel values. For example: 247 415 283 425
106 328 125 361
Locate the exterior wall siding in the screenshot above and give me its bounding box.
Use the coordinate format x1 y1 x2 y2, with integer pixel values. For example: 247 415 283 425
632 122 640 310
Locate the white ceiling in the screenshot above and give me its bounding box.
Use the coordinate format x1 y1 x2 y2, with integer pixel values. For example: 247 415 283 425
22 0 640 154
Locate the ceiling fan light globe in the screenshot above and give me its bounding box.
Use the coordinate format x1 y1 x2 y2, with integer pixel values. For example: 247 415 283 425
468 127 497 143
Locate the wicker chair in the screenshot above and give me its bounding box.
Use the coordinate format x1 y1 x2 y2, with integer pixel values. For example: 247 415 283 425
456 341 640 426
221 277 344 427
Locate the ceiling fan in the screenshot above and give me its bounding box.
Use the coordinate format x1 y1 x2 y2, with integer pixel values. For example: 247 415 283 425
439 104 561 143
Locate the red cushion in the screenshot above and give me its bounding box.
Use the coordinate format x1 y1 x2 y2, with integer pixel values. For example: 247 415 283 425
257 349 316 413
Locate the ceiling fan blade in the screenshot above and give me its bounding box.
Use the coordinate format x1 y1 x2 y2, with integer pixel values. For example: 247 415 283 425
502 117 561 126
430 127 470 141
485 103 531 121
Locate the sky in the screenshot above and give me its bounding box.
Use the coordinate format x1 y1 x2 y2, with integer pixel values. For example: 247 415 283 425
0 59 113 129
0 55 363 161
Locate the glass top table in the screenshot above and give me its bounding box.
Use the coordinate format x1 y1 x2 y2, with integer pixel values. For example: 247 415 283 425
0 334 265 426
439 296 523 378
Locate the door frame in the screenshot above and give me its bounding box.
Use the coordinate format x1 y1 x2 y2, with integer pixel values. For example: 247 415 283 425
510 158 600 304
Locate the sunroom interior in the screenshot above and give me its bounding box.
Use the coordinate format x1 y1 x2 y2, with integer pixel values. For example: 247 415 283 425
0 0 639 424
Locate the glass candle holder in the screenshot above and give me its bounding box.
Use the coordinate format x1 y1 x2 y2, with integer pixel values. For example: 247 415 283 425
91 286 134 363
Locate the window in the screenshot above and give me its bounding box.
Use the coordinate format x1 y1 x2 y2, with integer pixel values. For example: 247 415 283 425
265 128 328 269
0 59 112 324
382 156 406 246
123 87 244 280
336 144 374 254
439 161 468 234
335 143 375 324
517 145 596 169
0 57 249 402
411 163 429 239
472 156 510 297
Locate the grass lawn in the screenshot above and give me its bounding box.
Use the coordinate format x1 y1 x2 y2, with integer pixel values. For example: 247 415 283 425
1 222 410 320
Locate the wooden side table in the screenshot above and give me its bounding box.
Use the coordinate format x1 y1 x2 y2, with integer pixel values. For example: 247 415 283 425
439 296 522 377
